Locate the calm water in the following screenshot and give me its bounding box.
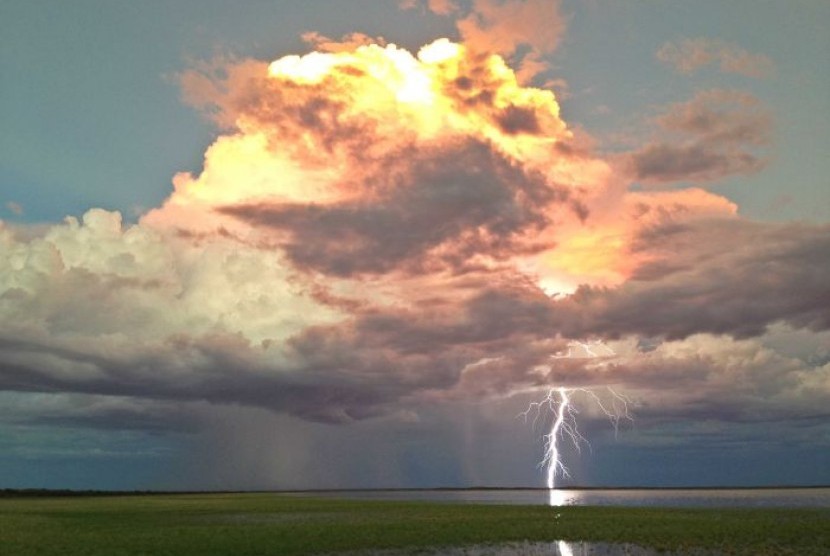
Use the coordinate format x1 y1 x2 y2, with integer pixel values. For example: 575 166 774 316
297 487 830 508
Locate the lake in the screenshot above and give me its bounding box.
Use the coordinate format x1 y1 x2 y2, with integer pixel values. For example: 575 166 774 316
295 487 830 508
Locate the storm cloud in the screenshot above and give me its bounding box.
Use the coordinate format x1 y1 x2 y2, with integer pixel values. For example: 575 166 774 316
1 25 828 490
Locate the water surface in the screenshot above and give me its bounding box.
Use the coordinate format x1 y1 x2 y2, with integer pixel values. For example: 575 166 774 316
295 487 830 508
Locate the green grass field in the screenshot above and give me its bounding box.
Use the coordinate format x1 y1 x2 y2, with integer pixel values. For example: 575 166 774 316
1 493 828 555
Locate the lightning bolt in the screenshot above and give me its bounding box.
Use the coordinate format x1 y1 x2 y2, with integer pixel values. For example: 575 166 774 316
520 341 632 506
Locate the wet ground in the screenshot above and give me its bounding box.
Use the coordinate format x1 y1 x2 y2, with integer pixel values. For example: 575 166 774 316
328 540 716 555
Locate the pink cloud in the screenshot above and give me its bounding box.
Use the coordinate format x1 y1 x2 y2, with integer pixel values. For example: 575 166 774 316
657 37 775 79
619 89 772 184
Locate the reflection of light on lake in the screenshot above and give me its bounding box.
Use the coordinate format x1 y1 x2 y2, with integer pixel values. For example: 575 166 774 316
548 488 579 506
557 540 574 556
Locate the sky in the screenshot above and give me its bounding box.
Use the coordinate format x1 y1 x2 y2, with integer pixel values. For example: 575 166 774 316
1 0 828 490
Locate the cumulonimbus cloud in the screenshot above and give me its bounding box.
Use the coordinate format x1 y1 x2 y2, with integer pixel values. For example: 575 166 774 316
0 33 828 435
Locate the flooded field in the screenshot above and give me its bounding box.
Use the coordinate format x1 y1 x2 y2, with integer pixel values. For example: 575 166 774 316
298 487 830 508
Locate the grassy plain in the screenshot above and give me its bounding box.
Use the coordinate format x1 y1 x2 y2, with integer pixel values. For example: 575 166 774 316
1 492 828 555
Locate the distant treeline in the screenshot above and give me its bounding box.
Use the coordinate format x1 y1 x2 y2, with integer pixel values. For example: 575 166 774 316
0 489 187 498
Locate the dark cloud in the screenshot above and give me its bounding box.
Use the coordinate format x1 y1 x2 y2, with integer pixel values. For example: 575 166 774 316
0 332 391 424
623 90 771 184
220 139 565 276
555 218 830 339
2 213 828 429
629 143 763 184
1 394 204 435
497 105 541 135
